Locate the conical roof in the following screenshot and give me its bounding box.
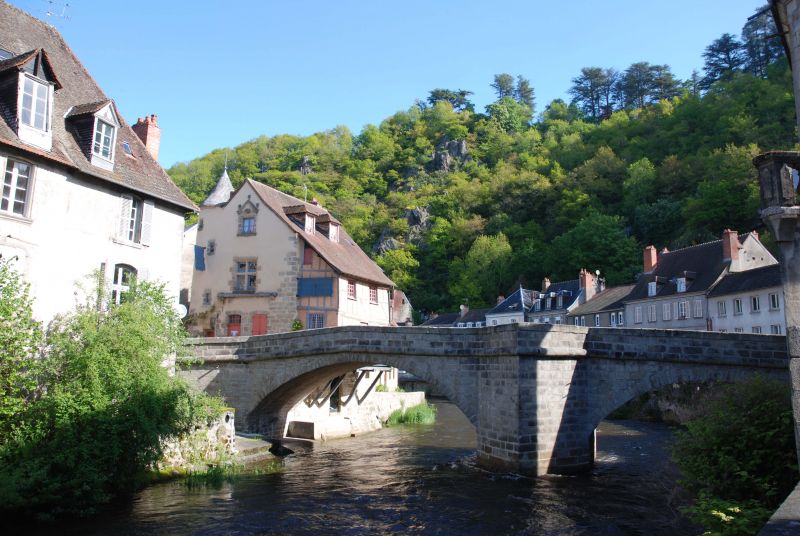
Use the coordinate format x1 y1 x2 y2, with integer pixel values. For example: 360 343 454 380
202 168 234 206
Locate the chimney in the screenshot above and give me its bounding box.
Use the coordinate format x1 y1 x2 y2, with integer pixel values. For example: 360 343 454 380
496 295 505 305
722 229 741 269
542 277 551 292
643 245 658 273
579 268 597 302
132 114 161 162
459 304 469 318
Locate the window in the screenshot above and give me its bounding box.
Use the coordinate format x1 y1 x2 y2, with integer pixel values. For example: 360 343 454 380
557 295 563 309
252 314 268 336
466 322 474 327
20 75 50 131
492 319 498 325
111 264 136 305
534 300 541 311
347 280 356 300
751 296 761 313
307 313 324 329
734 327 744 333
770 293 780 310
1 159 32 216
303 245 313 265
617 312 624 326
672 301 678 319
594 314 600 327
734 298 743 314
717 301 726 317
634 306 642 324
227 314 242 336
207 240 216 255
648 281 657 297
369 286 378 304
663 302 671 321
202 291 211 305
554 316 561 324
676 278 687 293
329 223 340 242
752 326 762 334
545 298 551 310
241 216 256 235
305 214 316 234
574 317 581 326
117 195 153 245
610 313 616 327
693 299 703 318
678 300 687 319
647 304 657 322
771 324 781 335
198 218 204 231
234 259 257 292
93 119 115 160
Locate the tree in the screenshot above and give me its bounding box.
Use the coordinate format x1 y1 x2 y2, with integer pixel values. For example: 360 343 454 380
426 88 474 112
0 259 43 443
650 64 681 101
742 6 784 77
701 33 746 89
485 96 533 133
490 73 515 99
569 67 605 121
514 75 535 112
614 62 680 109
449 233 513 307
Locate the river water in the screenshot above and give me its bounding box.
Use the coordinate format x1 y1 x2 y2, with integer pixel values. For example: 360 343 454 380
45 401 696 535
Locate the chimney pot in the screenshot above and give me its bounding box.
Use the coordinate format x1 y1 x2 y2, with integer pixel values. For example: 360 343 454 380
542 277 551 292
643 245 658 273
132 113 161 162
722 229 740 263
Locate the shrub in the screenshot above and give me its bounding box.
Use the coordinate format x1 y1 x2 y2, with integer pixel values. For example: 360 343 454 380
672 376 796 534
0 276 223 519
386 402 436 425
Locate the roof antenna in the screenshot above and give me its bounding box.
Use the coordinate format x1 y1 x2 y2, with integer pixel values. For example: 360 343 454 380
45 1 71 22
303 184 308 203
224 151 228 172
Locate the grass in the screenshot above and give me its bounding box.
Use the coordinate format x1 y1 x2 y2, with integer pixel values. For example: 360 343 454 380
385 402 437 426
184 458 283 488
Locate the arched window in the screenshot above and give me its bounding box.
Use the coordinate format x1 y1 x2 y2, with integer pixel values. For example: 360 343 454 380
111 264 136 304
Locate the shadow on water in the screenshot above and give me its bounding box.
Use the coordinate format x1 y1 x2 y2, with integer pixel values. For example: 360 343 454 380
34 401 696 536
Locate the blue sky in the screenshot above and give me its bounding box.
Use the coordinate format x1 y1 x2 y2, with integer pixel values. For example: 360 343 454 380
11 0 765 167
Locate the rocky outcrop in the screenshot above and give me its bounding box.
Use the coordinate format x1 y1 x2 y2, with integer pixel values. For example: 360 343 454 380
431 139 469 172
298 155 312 175
405 206 431 244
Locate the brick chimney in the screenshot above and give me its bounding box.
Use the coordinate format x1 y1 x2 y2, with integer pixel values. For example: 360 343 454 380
542 277 551 292
722 229 741 270
132 114 161 162
579 268 597 302
459 303 469 318
643 245 658 273
496 295 505 305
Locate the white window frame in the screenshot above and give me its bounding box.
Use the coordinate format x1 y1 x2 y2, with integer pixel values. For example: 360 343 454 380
634 306 642 324
769 293 780 310
117 195 153 245
647 281 657 297
234 259 258 292
734 327 744 333
678 300 687 319
92 118 116 162
347 280 356 300
617 312 624 326
676 277 686 293
752 326 762 334
307 313 324 329
594 314 600 327
693 299 703 318
734 298 743 315
610 313 617 327
663 302 671 321
111 263 136 305
647 304 657 322
771 324 781 335
369 286 378 304
751 296 761 313
557 295 563 309
717 301 726 317
305 214 316 234
1 158 33 218
574 317 580 326
20 74 51 132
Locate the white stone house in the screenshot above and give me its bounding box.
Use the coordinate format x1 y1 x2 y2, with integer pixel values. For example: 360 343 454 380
707 264 785 334
624 230 777 331
0 3 195 322
188 172 395 336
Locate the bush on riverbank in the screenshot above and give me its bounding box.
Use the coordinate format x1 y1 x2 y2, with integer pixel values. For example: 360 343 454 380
671 376 796 535
0 267 224 520
386 402 436 425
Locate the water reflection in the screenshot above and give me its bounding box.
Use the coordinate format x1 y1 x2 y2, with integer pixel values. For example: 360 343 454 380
43 401 695 535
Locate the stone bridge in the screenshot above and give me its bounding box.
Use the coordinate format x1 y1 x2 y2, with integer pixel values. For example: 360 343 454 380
178 323 789 476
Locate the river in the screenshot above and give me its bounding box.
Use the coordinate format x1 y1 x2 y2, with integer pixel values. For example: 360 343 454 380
42 401 696 535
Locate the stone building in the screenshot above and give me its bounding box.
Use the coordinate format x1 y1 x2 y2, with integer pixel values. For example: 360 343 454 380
569 284 634 327
707 263 785 334
526 269 602 325
0 2 195 322
188 172 395 336
624 230 777 331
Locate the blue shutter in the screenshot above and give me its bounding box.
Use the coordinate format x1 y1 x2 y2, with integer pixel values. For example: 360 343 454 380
194 245 205 271
298 277 333 297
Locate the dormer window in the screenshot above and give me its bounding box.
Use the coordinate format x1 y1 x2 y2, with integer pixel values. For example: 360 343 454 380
329 222 340 242
305 214 315 234
648 281 657 297
93 119 115 161
676 277 686 293
21 75 50 131
237 197 259 236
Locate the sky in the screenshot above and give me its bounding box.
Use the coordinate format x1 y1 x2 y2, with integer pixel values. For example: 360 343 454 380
10 0 766 168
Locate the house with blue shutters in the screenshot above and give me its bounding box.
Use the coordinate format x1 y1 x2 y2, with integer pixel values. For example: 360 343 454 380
188 171 395 337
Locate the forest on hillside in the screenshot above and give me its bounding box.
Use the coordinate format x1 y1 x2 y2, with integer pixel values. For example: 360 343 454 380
168 5 795 315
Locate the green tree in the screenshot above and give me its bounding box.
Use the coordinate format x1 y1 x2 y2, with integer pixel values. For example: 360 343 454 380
426 88 474 112
514 75 535 112
570 67 618 121
491 73 515 99
375 247 420 291
485 96 533 133
0 259 43 443
742 5 784 77
701 33 746 89
449 233 513 307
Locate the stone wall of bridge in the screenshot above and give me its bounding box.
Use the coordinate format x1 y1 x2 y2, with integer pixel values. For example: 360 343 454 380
179 324 790 475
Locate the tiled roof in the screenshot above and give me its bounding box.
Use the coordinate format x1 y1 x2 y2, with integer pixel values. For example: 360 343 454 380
65 99 111 118
626 237 745 302
570 284 635 316
708 264 782 297
0 2 195 211
246 179 394 287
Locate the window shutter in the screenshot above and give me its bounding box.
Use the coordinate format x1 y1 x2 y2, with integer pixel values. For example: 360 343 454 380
141 200 154 246
118 194 132 240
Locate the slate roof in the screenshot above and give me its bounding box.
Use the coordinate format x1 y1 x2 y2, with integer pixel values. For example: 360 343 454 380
421 312 459 326
626 236 748 302
0 2 195 211
487 287 532 315
246 179 394 287
202 168 234 206
708 264 782 297
421 308 489 326
531 280 581 311
570 284 635 316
